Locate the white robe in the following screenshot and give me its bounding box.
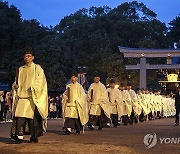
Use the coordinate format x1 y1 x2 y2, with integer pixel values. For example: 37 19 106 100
149 93 155 113
162 96 168 117
156 95 163 112
12 63 48 119
137 93 148 115
119 90 132 117
87 82 110 118
127 89 141 115
144 94 151 115
62 82 89 126
107 88 122 116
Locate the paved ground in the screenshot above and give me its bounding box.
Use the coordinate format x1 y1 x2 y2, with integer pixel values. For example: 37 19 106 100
0 118 180 154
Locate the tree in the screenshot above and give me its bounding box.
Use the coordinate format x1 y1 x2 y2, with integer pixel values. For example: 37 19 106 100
0 1 175 89
169 14 180 48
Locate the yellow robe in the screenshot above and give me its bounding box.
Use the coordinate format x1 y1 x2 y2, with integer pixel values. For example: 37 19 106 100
162 96 168 117
144 94 151 114
62 82 89 126
149 93 155 113
107 88 122 116
140 94 149 115
119 90 132 116
88 82 110 118
127 89 141 115
137 93 148 115
158 95 162 112
12 63 48 119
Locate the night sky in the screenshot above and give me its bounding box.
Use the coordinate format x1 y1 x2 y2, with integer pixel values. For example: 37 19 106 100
5 0 180 27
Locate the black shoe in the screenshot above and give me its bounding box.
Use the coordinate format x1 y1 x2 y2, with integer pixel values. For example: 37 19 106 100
76 130 80 134
124 123 128 126
30 137 38 143
175 123 179 126
11 134 18 141
139 119 144 122
105 124 110 128
34 138 38 143
87 125 94 130
134 118 138 124
63 128 71 135
98 127 102 130
14 139 23 144
12 136 23 144
135 120 138 124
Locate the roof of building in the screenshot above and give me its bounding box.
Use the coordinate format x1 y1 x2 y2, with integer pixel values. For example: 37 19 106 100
118 46 180 58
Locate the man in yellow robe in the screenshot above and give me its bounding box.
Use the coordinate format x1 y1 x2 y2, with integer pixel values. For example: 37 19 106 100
107 79 122 127
156 90 163 118
139 88 149 121
119 83 131 125
87 72 110 130
126 82 139 124
62 72 88 135
148 89 156 120
11 47 48 143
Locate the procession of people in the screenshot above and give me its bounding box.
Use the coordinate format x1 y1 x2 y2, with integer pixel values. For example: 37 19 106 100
62 71 177 135
0 47 177 144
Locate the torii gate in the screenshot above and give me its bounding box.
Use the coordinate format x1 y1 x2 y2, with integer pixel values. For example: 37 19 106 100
118 46 180 89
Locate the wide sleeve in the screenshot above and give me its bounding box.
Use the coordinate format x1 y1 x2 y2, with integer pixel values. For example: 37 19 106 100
76 85 89 125
99 84 110 118
31 65 48 119
126 92 132 105
100 84 109 103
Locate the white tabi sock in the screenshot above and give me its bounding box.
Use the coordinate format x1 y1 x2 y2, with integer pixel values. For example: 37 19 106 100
18 135 23 140
67 128 71 132
106 123 110 126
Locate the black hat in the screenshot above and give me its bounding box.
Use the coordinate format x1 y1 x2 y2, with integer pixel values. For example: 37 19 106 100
136 87 140 91
120 83 124 87
71 71 78 77
110 78 116 84
24 46 34 55
149 88 152 92
154 89 158 92
127 82 131 86
94 71 100 77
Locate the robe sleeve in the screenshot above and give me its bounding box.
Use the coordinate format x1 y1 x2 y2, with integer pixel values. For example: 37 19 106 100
125 91 131 105
30 65 48 119
99 84 111 118
76 85 89 125
100 84 109 103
